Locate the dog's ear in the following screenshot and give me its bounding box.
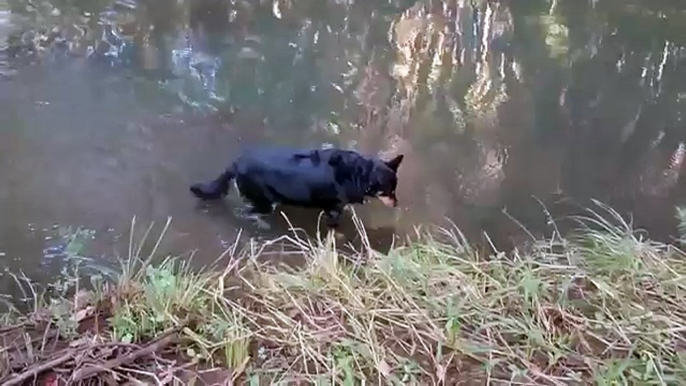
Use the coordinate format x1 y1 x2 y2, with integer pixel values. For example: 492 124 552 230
385 154 404 172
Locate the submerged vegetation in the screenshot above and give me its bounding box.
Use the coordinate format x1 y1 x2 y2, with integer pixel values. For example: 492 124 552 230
1 204 686 385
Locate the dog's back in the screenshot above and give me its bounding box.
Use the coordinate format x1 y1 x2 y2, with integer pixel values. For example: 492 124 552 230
232 146 362 208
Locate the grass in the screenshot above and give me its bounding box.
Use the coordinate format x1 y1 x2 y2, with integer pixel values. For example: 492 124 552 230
2 203 686 384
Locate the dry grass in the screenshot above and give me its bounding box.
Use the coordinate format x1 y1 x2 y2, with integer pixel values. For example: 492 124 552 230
3 203 686 385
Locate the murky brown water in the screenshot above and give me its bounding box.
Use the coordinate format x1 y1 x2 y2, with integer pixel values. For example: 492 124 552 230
1 0 686 294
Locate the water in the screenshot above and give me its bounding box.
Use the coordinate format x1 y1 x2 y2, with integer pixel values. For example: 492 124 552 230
1 0 686 290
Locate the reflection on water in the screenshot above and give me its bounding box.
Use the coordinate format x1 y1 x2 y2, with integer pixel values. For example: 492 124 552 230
2 0 686 289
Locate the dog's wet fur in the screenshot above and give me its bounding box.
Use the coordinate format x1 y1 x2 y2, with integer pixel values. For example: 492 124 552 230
190 146 404 228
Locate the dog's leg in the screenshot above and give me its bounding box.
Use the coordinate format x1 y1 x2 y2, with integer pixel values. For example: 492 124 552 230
239 200 274 230
324 208 347 242
246 198 275 215
324 207 343 229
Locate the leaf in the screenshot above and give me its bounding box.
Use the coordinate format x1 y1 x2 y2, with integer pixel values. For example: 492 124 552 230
75 306 94 322
232 357 250 382
272 0 282 19
378 360 392 377
121 333 134 344
44 372 58 386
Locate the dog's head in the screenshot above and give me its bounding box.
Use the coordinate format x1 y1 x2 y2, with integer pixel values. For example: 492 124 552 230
368 154 404 207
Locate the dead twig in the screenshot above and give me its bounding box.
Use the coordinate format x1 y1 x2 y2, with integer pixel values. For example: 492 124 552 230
0 323 30 335
0 326 59 356
0 349 76 386
70 327 182 383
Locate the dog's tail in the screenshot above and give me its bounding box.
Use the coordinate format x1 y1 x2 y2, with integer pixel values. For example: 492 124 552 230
190 164 236 200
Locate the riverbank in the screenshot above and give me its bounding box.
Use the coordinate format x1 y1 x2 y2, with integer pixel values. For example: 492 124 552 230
2 206 686 385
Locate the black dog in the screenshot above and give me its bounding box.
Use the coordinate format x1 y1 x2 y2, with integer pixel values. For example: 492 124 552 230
190 146 403 228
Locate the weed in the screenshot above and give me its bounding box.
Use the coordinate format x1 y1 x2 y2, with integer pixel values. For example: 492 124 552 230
2 204 686 384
